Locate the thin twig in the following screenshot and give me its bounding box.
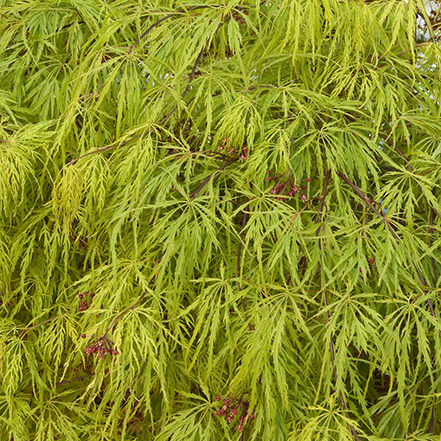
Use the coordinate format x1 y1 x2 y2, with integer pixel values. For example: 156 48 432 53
128 6 213 55
68 104 178 165
181 41 207 99
69 11 227 166
378 134 441 221
429 205 439 288
103 290 148 337
375 42 431 70
336 171 399 240
428 203 439 433
317 168 332 237
316 169 360 441
56 373 94 387
15 312 66 337
103 256 163 337
237 204 253 331
190 158 236 199
337 171 441 337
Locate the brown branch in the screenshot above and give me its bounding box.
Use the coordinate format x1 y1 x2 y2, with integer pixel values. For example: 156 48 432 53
336 171 399 240
237 204 252 331
69 13 227 166
428 204 439 433
378 134 441 221
429 206 439 286
103 290 148 337
396 42 431 58
375 43 431 70
338 167 441 431
68 102 178 165
317 168 332 238
15 312 67 337
190 158 236 199
103 256 163 337
56 373 94 387
128 6 213 56
316 168 360 441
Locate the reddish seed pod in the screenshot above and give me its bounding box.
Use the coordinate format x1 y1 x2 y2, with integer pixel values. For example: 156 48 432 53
307 177 312 182
81 333 86 338
78 293 83 300
216 396 221 401
248 414 254 420
301 185 306 190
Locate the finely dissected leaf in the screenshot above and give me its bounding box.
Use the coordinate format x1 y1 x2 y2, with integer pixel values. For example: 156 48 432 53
1 0 441 440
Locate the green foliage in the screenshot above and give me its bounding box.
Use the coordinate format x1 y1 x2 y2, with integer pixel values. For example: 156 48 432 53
1 0 441 439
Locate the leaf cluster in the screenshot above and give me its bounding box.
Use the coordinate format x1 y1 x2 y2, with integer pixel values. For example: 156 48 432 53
1 0 441 440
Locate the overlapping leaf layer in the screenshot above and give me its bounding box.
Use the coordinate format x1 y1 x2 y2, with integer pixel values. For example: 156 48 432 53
1 0 441 439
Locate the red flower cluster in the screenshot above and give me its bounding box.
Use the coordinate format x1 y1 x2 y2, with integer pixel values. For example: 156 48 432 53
78 291 95 312
214 395 254 433
217 138 249 162
84 336 119 361
359 258 376 275
267 171 311 202
239 147 248 163
225 9 249 25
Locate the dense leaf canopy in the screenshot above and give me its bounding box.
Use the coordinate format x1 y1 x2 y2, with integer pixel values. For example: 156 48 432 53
1 0 441 439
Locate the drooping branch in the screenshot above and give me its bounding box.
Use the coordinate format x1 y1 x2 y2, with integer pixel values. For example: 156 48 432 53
68 133 143 165
16 312 65 337
429 206 439 286
69 11 228 166
375 42 432 70
336 171 399 240
181 43 206 99
104 257 163 337
316 168 360 441
317 168 332 237
427 202 440 433
128 6 213 55
237 204 252 331
337 171 441 336
190 157 236 199
103 290 147 338
378 133 441 221
56 373 94 387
